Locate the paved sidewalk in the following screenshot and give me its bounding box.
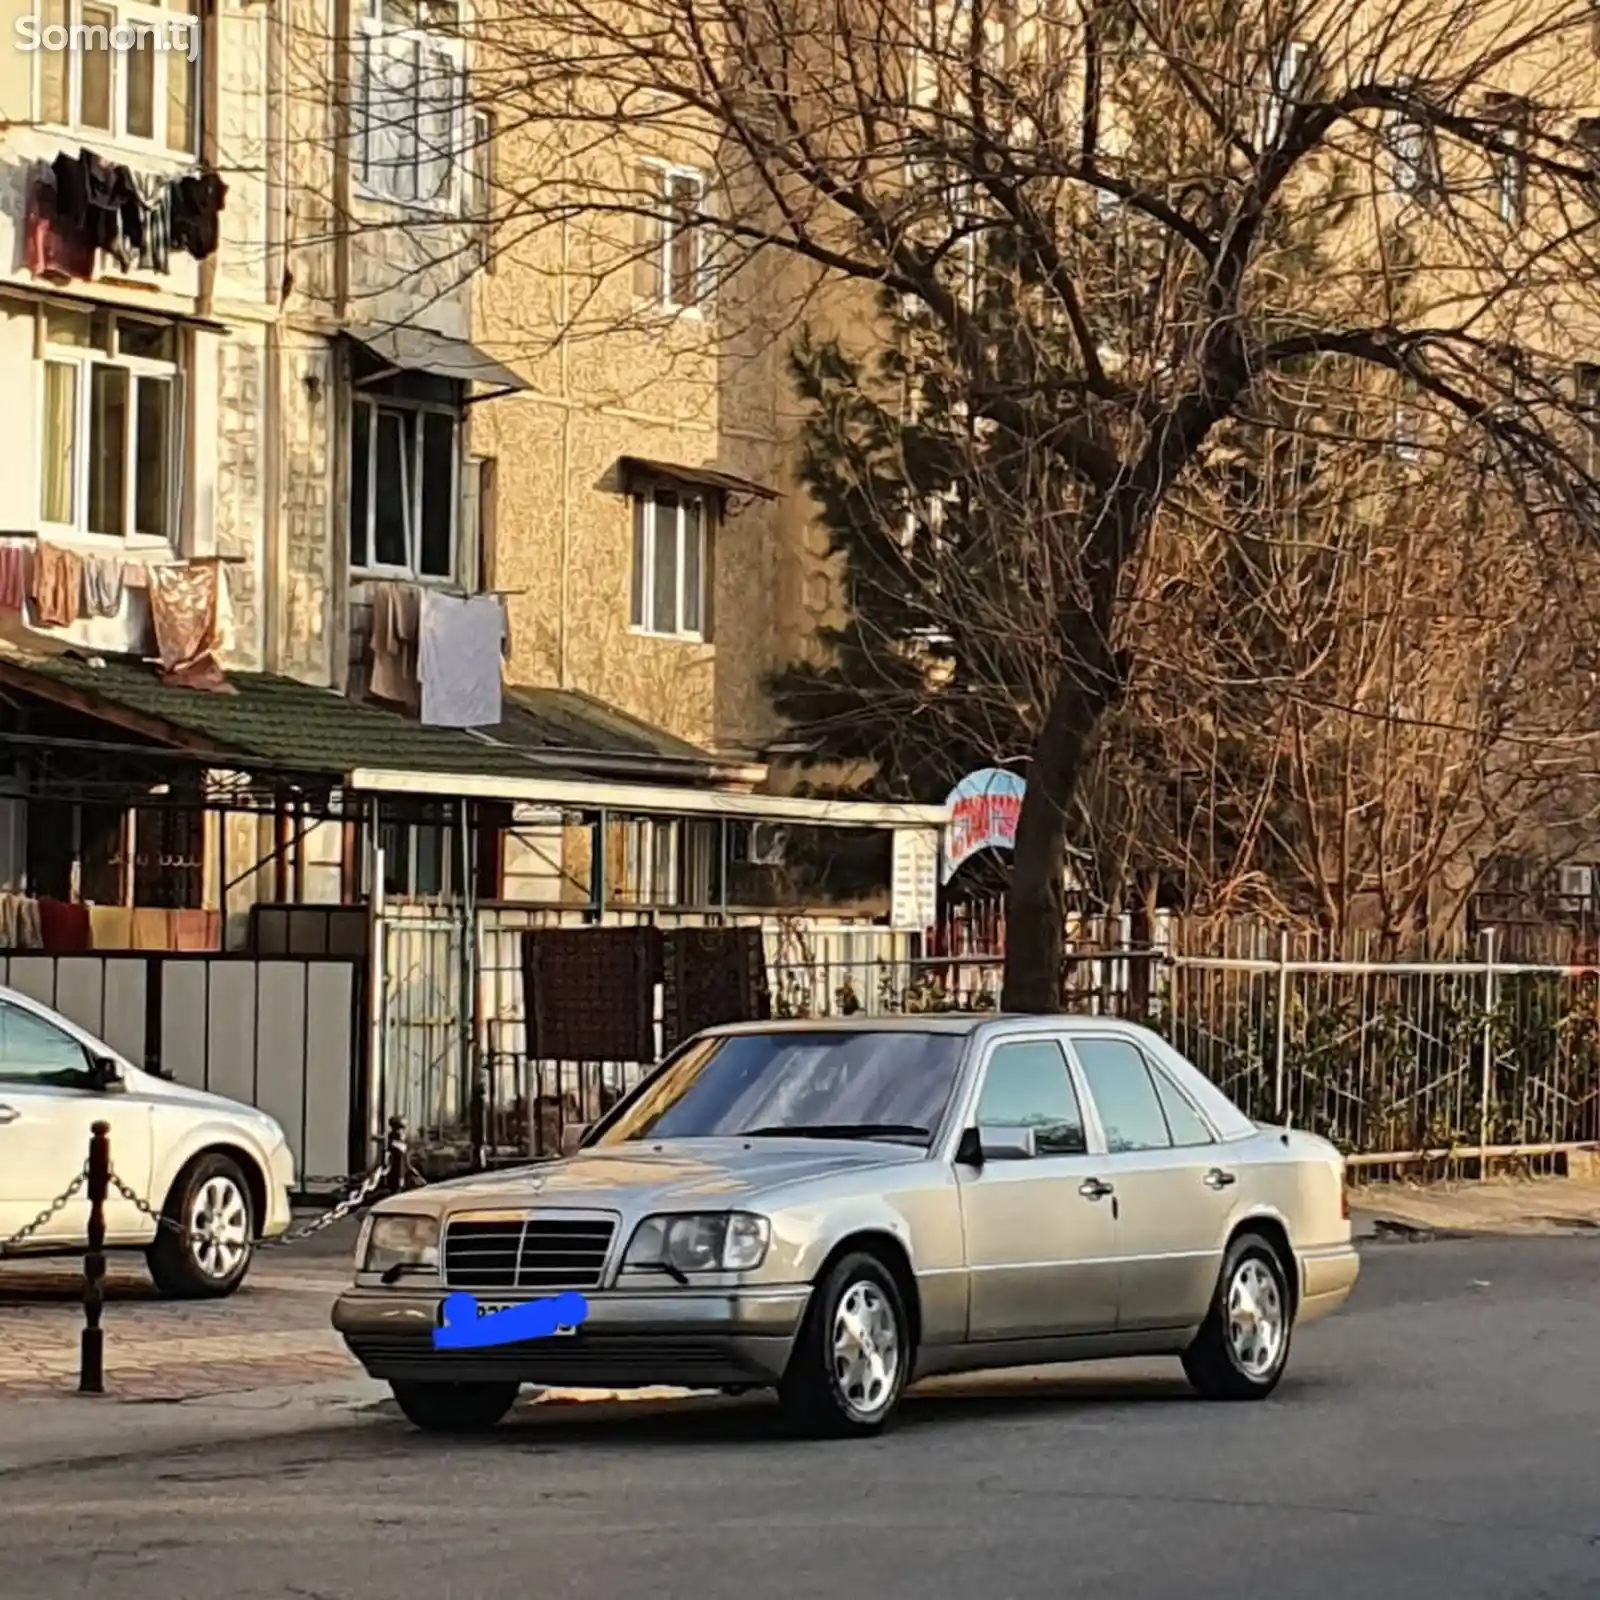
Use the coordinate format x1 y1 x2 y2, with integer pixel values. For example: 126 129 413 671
0 1252 359 1401
1353 1176 1600 1238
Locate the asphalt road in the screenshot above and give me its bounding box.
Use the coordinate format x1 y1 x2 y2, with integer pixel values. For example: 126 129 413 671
5 1236 1599 1600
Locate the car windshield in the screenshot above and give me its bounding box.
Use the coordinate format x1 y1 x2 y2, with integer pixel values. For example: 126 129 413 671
593 1029 968 1147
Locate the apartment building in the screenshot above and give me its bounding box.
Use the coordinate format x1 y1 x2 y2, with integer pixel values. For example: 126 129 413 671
0 0 941 952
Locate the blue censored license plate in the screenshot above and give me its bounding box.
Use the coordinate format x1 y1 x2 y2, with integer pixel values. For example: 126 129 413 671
442 1300 580 1334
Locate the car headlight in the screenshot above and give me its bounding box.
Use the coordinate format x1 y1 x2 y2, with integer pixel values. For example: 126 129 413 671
623 1212 770 1273
358 1213 439 1275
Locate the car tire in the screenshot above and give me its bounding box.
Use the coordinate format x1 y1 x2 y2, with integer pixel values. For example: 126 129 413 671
1181 1231 1294 1401
778 1250 912 1439
146 1153 257 1300
391 1381 521 1434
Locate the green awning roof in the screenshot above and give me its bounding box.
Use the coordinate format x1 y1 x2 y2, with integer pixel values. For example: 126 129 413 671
0 649 723 784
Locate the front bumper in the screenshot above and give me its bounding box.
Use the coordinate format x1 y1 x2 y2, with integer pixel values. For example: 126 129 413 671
260 1142 295 1240
332 1285 814 1389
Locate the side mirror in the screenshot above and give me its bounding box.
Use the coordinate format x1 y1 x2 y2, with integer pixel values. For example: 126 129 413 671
559 1120 590 1157
958 1124 1036 1165
87 1052 125 1092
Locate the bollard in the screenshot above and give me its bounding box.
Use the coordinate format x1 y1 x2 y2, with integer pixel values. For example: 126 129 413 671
80 1120 109 1395
384 1115 410 1195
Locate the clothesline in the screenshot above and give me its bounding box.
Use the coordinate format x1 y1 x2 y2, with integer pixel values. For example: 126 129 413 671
0 530 245 563
0 541 235 690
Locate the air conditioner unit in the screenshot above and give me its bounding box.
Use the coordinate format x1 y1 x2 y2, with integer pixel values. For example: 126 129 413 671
1558 863 1593 902
732 821 789 866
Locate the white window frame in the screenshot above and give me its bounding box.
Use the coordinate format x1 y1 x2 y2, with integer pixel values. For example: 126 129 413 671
355 0 470 213
1394 400 1422 464
1260 40 1311 148
373 814 452 898
1390 113 1441 201
614 816 680 906
37 305 185 551
349 392 462 581
1492 116 1529 227
33 0 201 161
629 484 709 641
635 161 713 314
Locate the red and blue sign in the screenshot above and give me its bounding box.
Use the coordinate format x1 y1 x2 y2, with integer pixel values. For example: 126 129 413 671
941 768 1025 884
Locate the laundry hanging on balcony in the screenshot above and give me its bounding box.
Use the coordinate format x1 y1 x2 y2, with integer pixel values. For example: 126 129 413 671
148 560 231 692
417 589 505 728
25 150 228 282
29 541 83 628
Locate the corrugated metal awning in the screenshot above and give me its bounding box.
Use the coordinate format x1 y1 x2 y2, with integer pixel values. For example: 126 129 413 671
618 455 779 502
346 323 528 394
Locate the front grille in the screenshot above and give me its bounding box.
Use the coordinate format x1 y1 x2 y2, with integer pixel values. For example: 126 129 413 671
443 1215 616 1291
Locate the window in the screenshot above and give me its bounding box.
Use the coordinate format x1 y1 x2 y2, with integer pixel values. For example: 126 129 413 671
1149 1064 1215 1148
39 305 182 545
0 1002 91 1086
1389 104 1442 202
975 1039 1088 1155
36 0 200 157
1393 400 1422 464
1576 364 1600 478
1260 40 1312 148
375 816 451 897
1485 95 1530 227
595 1029 965 1146
468 108 494 269
356 0 469 209
629 485 709 638
632 163 711 311
1072 1037 1172 1154
605 815 679 905
349 391 460 579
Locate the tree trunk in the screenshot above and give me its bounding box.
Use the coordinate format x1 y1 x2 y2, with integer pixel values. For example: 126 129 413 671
1001 609 1129 1013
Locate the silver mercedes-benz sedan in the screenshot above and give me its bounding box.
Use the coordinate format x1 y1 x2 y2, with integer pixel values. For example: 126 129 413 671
332 1015 1359 1438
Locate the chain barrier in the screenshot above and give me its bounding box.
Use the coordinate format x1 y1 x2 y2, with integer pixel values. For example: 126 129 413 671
3 1117 425 1261
1 1116 430 1396
1 1165 89 1252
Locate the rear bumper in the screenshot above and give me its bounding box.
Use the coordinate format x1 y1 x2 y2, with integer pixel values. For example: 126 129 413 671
1297 1243 1360 1324
332 1285 813 1388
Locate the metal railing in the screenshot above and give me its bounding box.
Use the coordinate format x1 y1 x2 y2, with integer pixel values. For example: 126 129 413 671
370 900 1600 1169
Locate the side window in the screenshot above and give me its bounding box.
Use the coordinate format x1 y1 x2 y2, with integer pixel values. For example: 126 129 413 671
0 1003 90 1086
974 1040 1087 1156
1150 1064 1215 1148
1073 1038 1172 1154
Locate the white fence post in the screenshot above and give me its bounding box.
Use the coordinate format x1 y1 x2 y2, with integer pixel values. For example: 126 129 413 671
1478 925 1498 1165
1273 925 1290 1124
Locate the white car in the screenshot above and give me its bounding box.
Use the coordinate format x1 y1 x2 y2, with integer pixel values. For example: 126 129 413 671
0 984 295 1297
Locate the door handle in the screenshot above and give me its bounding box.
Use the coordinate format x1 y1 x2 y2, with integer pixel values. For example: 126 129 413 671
1204 1168 1237 1189
0 1104 17 1125
1078 1177 1114 1201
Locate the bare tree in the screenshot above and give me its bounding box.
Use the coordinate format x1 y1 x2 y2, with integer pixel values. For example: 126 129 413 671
1079 407 1600 944
453 0 1600 1007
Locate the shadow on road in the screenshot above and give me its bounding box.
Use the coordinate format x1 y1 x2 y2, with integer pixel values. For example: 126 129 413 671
341 1365 1342 1454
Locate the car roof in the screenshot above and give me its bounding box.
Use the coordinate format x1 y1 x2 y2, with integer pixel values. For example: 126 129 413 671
710 1016 985 1036
705 1014 1160 1039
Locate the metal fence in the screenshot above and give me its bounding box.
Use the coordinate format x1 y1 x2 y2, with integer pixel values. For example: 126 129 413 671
747 930 1600 1167
368 903 1600 1169
375 904 920 1167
